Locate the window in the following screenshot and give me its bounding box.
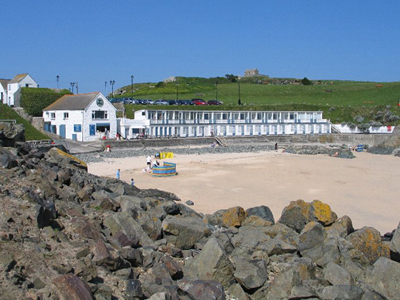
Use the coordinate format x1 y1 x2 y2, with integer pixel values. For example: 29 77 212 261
51 113 56 120
92 111 108 119
63 112 69 120
74 124 82 132
204 113 209 120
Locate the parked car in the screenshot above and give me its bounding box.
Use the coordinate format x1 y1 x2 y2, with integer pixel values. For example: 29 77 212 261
179 100 192 105
154 99 169 105
168 100 178 105
191 99 208 106
207 100 223 105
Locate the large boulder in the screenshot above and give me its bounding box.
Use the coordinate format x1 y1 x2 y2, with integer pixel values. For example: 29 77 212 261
298 221 326 261
0 122 25 147
346 227 390 264
53 274 93 300
245 205 275 224
184 237 235 288
162 215 211 249
279 200 337 233
365 257 400 299
178 279 225 300
232 258 268 290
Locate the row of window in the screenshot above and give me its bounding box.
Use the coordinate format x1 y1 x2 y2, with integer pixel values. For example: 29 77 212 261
148 111 319 121
48 111 108 120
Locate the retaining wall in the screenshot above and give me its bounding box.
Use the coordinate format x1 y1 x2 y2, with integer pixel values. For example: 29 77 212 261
103 133 396 150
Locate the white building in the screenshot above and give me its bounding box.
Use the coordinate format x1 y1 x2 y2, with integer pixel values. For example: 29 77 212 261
119 109 331 139
43 92 117 141
4 73 38 106
0 79 10 104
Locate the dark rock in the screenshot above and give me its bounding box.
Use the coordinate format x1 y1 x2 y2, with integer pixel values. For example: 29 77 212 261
0 123 25 147
246 205 275 224
365 257 400 299
178 279 225 300
124 279 144 299
0 148 19 169
162 215 211 250
53 274 93 300
184 237 235 288
232 258 268 290
185 200 194 206
119 248 144 267
324 261 354 285
298 222 326 261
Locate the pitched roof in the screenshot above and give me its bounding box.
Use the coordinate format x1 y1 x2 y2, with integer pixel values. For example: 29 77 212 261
43 92 101 111
0 79 10 90
10 73 28 84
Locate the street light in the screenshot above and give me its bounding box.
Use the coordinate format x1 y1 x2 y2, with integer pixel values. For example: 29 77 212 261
110 80 115 98
105 81 107 95
56 75 59 89
131 75 134 95
176 83 179 100
237 75 241 105
70 82 75 94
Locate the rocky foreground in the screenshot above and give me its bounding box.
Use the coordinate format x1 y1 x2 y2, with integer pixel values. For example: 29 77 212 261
1 143 400 300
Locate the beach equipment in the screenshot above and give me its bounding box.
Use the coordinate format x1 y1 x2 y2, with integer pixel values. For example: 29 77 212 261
159 152 174 159
356 145 364 152
152 162 177 177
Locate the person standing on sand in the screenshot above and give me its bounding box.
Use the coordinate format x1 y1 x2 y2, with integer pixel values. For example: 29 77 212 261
146 155 152 168
116 169 120 179
130 178 135 186
275 143 278 151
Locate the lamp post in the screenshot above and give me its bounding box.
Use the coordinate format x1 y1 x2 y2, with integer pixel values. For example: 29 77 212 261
105 81 107 95
237 75 241 105
176 83 179 100
110 80 115 98
56 75 59 89
131 75 134 95
76 81 79 94
70 82 75 94
215 81 218 100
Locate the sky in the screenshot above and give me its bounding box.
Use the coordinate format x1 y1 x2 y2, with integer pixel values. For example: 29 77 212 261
2 1 400 94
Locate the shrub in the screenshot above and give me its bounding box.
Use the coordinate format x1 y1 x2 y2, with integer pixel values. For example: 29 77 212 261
20 88 71 117
301 77 313 85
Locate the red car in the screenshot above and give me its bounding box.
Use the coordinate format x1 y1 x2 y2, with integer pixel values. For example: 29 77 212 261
191 99 208 106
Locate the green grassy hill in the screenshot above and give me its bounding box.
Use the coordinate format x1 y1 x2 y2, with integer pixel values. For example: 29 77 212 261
117 77 400 125
0 104 49 141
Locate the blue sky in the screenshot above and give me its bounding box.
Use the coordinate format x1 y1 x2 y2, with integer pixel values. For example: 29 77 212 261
2 1 400 94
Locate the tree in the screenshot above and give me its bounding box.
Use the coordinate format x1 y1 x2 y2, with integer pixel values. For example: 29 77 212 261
301 77 313 85
225 74 237 83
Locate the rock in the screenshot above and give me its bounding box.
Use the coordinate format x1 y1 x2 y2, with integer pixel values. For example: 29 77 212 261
242 215 273 227
327 215 354 237
319 285 364 300
133 210 162 241
309 200 337 226
186 200 194 206
162 215 211 249
32 277 46 289
184 237 235 288
221 206 246 228
232 258 268 290
123 279 144 299
0 147 18 169
361 292 387 300
298 222 326 261
279 200 310 232
365 257 400 299
178 279 225 300
347 227 390 264
53 274 93 300
162 255 183 280
227 283 249 300
266 267 301 300
0 252 17 272
119 248 143 267
104 211 155 248
324 261 354 285
0 122 25 147
246 205 275 224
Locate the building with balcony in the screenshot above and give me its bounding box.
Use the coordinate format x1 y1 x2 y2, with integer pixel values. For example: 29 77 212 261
43 92 117 141
119 109 331 139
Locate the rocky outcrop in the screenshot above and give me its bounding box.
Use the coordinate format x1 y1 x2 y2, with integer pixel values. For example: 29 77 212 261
0 122 25 147
0 144 399 299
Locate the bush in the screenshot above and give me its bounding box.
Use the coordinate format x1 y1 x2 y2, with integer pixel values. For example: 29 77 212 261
20 88 71 117
301 77 313 85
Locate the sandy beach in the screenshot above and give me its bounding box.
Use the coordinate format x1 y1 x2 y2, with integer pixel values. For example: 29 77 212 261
87 150 400 234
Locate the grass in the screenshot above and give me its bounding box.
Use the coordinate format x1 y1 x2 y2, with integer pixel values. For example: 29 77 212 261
119 78 400 124
0 104 49 141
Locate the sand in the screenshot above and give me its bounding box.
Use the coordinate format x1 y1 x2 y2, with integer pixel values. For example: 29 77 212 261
87 150 400 234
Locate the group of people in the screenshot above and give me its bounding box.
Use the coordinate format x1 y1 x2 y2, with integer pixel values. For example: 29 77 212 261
143 155 160 173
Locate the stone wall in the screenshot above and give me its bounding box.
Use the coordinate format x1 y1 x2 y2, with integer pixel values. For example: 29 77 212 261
104 133 395 150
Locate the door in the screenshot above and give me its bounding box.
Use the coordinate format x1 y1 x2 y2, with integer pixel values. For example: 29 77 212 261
72 134 77 141
59 125 66 138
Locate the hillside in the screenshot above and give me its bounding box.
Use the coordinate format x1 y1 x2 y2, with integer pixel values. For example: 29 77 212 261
0 104 49 141
116 77 400 125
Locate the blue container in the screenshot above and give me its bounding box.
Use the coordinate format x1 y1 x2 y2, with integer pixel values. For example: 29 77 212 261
356 145 364 152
